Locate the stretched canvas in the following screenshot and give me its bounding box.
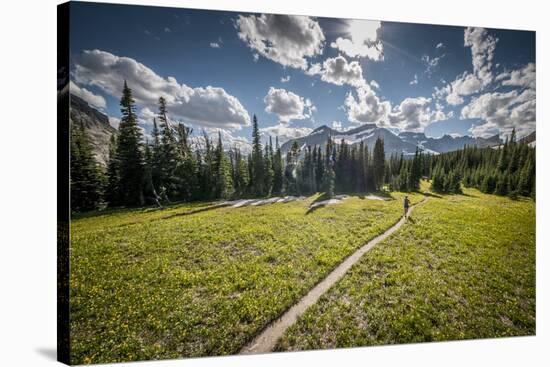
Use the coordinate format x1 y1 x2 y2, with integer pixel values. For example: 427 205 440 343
58 1 536 365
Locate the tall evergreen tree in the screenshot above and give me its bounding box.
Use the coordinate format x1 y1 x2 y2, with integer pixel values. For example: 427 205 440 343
284 141 300 195
150 118 162 191
250 114 265 195
70 122 104 211
105 134 120 206
272 137 284 195
174 123 197 200
232 147 250 196
157 96 179 199
115 81 145 206
372 137 386 191
213 131 234 199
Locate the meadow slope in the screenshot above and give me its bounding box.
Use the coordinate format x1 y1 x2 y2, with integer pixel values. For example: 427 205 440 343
276 188 536 351
70 192 421 364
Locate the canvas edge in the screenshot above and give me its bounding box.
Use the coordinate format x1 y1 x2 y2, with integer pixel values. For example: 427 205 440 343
57 1 71 365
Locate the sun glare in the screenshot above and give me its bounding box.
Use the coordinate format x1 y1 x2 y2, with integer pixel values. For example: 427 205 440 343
347 19 381 43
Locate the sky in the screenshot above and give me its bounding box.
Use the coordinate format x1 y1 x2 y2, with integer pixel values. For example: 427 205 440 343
69 2 536 152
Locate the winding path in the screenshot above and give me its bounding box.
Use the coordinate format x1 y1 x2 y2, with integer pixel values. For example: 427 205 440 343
240 197 427 354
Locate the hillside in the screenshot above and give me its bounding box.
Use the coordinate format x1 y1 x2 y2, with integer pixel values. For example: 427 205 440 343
70 94 116 166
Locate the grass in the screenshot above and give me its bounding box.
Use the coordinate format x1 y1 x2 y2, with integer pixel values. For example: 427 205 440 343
70 191 422 364
275 187 536 351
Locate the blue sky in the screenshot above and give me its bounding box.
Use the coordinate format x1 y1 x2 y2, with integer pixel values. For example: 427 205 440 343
69 2 536 150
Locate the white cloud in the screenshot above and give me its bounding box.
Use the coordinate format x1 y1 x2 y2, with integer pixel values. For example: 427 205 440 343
330 19 383 60
69 81 106 109
452 72 482 95
446 92 464 106
468 122 499 138
497 63 536 90
137 125 153 144
209 42 221 48
446 72 483 106
281 75 291 83
388 96 448 132
434 28 498 109
331 120 344 131
74 49 251 130
409 74 418 85
433 71 483 106
236 14 325 70
422 54 443 75
190 127 252 154
164 27 171 33
260 123 313 143
461 89 535 138
370 80 380 89
264 87 314 122
308 55 366 88
345 84 391 125
205 127 252 153
138 107 157 125
464 27 498 87
436 42 444 49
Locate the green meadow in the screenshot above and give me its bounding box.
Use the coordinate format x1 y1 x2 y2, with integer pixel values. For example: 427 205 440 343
69 184 535 364
70 192 422 364
276 188 535 351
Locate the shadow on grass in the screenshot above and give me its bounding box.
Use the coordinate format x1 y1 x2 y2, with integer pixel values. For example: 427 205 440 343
71 200 213 220
305 204 326 215
161 202 229 220
422 191 443 199
407 215 416 224
310 192 331 205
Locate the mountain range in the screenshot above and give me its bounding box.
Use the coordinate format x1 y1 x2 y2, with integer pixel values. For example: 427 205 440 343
281 124 503 156
70 94 531 163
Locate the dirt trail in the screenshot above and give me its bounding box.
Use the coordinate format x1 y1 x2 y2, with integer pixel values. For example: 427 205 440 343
240 197 427 355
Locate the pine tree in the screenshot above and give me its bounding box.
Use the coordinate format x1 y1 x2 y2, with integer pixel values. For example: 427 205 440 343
518 154 534 196
70 122 104 211
372 137 385 191
272 137 284 195
495 172 509 196
481 174 496 194
157 96 179 199
233 147 250 196
213 131 234 199
142 139 158 203
324 160 336 198
497 137 509 172
449 169 462 194
105 134 120 206
430 165 444 193
284 141 300 195
115 81 144 206
250 114 265 196
408 148 422 191
264 143 274 196
151 117 162 191
200 131 215 199
175 123 197 200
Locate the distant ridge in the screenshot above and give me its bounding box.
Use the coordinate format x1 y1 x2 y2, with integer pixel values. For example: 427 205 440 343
70 94 117 166
281 123 505 156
